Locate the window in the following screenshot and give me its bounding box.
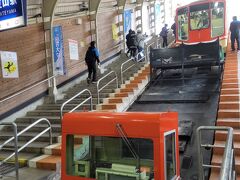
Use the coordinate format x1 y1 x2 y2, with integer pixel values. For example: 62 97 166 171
66 135 154 179
211 2 224 37
190 3 210 30
177 8 189 40
164 131 176 180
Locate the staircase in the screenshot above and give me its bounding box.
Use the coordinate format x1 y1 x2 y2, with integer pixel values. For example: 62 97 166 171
210 47 240 179
0 54 150 173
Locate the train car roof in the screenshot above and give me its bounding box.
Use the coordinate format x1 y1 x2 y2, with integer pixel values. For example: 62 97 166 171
176 0 226 11
62 112 178 138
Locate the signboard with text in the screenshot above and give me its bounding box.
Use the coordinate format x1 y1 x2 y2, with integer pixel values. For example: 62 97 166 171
0 0 27 31
53 26 66 75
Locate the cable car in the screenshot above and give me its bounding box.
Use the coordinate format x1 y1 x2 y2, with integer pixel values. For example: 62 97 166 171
61 112 180 180
176 0 227 52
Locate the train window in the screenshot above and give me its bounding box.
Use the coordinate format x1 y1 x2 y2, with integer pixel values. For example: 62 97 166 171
190 3 210 30
211 2 224 38
164 130 176 180
66 134 154 179
177 7 189 41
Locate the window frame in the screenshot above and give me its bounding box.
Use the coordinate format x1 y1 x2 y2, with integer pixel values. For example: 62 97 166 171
210 2 225 38
189 3 210 31
164 130 177 180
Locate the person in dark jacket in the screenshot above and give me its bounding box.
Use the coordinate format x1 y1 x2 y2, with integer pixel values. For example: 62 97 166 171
126 29 133 57
230 16 240 51
85 41 100 84
171 22 176 40
160 24 169 48
128 30 138 59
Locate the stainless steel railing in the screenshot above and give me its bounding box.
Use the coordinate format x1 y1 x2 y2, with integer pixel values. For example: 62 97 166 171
145 41 156 63
0 123 18 180
97 71 118 104
196 126 235 180
120 58 138 85
0 118 52 180
60 89 93 120
0 76 56 104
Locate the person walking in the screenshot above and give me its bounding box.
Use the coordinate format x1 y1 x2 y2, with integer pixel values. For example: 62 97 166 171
160 24 169 48
128 30 138 59
136 30 145 60
230 16 240 51
85 41 100 84
126 29 133 57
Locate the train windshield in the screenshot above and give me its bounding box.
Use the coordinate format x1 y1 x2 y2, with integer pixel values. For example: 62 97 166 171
177 7 189 40
66 135 154 179
211 2 224 38
190 3 210 30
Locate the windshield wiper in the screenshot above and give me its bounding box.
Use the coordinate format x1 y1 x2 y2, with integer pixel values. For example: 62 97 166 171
116 123 140 174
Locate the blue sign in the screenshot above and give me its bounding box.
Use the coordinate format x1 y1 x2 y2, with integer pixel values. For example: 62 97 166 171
53 26 66 75
124 9 132 34
0 0 27 31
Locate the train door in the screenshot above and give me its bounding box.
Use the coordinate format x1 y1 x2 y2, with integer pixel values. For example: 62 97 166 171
164 130 177 180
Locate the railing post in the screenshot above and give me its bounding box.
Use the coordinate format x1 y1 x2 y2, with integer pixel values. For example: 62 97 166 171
12 123 19 180
196 127 205 180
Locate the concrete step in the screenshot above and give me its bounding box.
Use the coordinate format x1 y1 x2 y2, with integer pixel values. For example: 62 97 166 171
215 129 240 142
0 141 51 153
213 140 240 156
212 153 240 173
221 88 240 94
0 151 37 166
15 116 61 124
0 131 60 142
64 92 111 99
28 155 61 171
220 94 239 102
217 118 240 129
210 168 240 180
43 143 61 156
26 110 68 117
65 88 115 96
15 123 61 133
222 83 239 89
218 109 240 119
222 78 238 84
56 98 103 104
219 102 239 110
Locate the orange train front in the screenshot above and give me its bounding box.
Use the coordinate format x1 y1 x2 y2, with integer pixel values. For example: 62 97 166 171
61 112 180 180
176 0 227 51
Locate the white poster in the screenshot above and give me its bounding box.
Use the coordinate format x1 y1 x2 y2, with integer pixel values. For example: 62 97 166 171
1 51 19 78
69 39 79 60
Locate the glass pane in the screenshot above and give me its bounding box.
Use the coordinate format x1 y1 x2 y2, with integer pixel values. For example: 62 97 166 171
211 2 224 37
190 4 209 30
165 132 176 180
66 135 154 179
177 8 189 40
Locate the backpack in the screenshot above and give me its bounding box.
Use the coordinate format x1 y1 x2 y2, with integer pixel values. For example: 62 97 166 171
85 48 96 63
129 34 138 47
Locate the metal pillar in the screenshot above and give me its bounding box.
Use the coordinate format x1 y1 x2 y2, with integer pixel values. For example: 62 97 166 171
42 0 58 103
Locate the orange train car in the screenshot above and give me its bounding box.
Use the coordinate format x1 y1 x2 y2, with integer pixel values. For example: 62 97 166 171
176 0 227 51
61 112 180 180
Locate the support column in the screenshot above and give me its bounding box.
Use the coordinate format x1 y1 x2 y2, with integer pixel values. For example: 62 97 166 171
89 0 101 48
149 0 156 35
117 0 126 52
136 0 144 32
42 0 58 103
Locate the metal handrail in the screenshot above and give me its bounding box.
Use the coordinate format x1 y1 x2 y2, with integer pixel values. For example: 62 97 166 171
196 126 235 180
120 58 137 84
145 41 156 63
0 123 18 180
60 89 93 120
97 71 118 104
0 76 56 104
0 118 52 180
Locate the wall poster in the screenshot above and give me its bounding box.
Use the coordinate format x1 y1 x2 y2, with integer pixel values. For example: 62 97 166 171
124 9 132 34
112 24 119 41
53 26 66 75
1 51 19 78
68 39 79 61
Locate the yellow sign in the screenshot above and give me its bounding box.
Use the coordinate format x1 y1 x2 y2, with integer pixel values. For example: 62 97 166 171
1 51 19 78
112 24 119 41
